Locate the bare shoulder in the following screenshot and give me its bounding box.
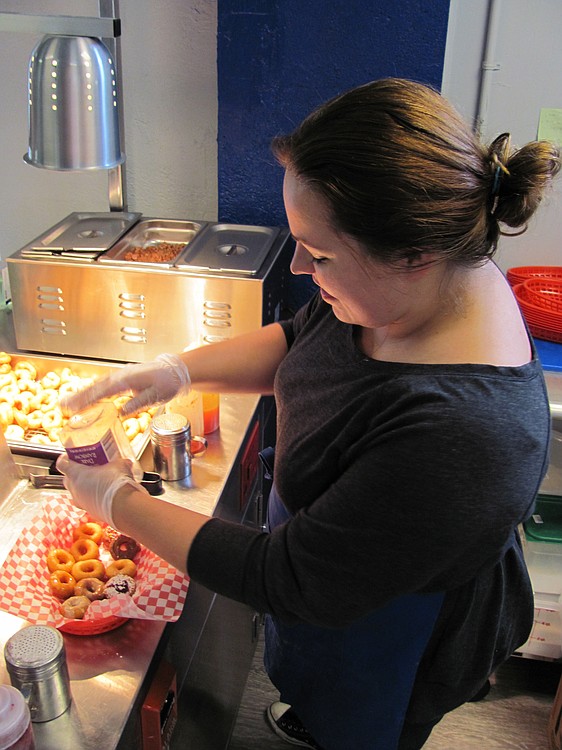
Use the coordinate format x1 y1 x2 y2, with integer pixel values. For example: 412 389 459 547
445 264 531 367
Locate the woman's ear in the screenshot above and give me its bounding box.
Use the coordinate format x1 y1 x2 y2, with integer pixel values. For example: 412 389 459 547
399 251 438 272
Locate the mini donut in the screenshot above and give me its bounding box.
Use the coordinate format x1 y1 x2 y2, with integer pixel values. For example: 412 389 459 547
13 391 34 414
74 577 105 601
14 361 37 380
58 381 79 399
32 389 59 413
60 595 90 619
49 570 76 600
0 352 11 366
0 373 16 389
27 433 52 445
110 535 141 560
59 367 74 384
106 558 137 579
12 409 28 430
26 410 44 430
0 363 11 375
0 384 19 405
16 378 39 395
73 522 104 545
47 548 75 573
4 424 25 441
48 426 63 444
122 417 140 440
0 402 14 428
41 371 61 390
42 409 63 431
104 574 136 598
137 412 152 432
103 526 120 550
70 537 99 561
113 395 133 412
71 559 105 581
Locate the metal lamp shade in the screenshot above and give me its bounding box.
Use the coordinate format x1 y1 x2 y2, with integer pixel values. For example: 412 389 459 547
24 35 124 171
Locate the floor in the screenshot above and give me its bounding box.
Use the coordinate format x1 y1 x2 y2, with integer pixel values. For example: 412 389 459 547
228 630 560 750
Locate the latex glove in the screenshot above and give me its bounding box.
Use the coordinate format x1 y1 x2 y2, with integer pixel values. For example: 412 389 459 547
56 454 148 529
59 353 191 417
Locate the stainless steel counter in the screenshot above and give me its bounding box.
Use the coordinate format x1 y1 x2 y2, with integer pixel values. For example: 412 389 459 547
0 306 263 749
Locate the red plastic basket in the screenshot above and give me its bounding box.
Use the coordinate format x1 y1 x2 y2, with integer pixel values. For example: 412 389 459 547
514 283 562 343
527 325 562 344
507 266 562 287
59 614 129 636
520 278 562 314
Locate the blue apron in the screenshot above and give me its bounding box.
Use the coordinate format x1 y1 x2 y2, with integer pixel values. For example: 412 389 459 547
263 482 445 750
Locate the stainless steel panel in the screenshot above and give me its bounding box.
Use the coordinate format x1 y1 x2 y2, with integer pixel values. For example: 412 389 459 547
19 212 141 254
7 263 265 361
176 224 280 275
98 218 206 267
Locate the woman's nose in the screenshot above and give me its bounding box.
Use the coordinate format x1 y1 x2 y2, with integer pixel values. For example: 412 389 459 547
290 242 314 275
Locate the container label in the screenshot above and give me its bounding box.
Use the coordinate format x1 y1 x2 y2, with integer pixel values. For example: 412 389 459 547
66 428 120 467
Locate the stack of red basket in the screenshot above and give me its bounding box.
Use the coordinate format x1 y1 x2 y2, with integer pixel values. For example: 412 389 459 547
508 267 562 343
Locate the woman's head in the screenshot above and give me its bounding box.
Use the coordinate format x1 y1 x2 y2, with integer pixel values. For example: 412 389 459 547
272 78 560 267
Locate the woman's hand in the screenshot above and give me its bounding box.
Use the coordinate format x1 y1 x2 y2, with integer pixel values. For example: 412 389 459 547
59 353 191 416
56 455 148 529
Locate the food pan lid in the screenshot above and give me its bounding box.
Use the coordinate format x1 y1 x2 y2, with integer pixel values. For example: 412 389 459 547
20 212 142 253
175 224 280 275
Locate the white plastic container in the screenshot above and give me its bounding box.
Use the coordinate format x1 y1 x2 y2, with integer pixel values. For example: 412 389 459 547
59 401 143 481
0 684 35 749
520 535 562 659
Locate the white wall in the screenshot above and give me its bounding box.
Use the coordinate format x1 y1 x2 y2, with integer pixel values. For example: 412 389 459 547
0 0 217 260
442 0 562 273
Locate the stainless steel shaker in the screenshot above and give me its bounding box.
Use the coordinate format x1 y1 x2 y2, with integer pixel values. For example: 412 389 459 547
150 413 191 480
4 626 72 723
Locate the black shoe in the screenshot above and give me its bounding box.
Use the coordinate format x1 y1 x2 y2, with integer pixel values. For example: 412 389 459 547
266 702 323 749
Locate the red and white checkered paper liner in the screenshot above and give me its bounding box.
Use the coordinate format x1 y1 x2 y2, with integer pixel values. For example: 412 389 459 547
0 492 189 630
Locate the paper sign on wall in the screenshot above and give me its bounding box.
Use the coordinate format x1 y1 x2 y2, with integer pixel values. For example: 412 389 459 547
538 108 562 144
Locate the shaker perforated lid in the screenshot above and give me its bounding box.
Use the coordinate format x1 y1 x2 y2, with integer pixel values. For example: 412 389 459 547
150 413 189 437
4 625 63 668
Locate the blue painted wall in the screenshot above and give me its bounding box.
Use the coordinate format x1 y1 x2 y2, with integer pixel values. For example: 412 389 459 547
217 0 451 227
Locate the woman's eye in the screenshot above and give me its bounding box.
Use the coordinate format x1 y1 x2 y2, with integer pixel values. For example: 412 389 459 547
311 256 327 265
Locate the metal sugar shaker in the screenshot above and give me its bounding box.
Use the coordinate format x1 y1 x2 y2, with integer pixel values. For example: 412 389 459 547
150 412 191 480
4 626 71 723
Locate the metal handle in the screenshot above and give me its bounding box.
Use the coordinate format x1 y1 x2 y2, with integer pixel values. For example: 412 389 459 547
29 473 65 489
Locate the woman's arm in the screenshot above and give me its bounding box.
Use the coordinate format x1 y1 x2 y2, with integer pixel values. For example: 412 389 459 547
60 321 289 416
182 321 289 394
111 483 210 574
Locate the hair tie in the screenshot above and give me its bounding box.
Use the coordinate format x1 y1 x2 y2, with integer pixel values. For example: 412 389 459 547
489 133 511 215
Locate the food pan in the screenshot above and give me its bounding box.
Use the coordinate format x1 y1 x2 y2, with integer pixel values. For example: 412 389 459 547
0 352 155 459
98 218 206 267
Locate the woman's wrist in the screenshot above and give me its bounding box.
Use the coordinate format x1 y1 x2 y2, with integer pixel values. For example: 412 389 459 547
109 479 147 532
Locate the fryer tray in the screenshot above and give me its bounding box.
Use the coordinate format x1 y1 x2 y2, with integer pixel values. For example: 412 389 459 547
2 353 151 460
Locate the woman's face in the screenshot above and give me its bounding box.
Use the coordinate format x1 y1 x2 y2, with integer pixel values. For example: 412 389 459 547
283 170 415 329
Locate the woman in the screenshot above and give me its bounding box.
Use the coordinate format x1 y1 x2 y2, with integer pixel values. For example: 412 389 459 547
57 78 560 750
